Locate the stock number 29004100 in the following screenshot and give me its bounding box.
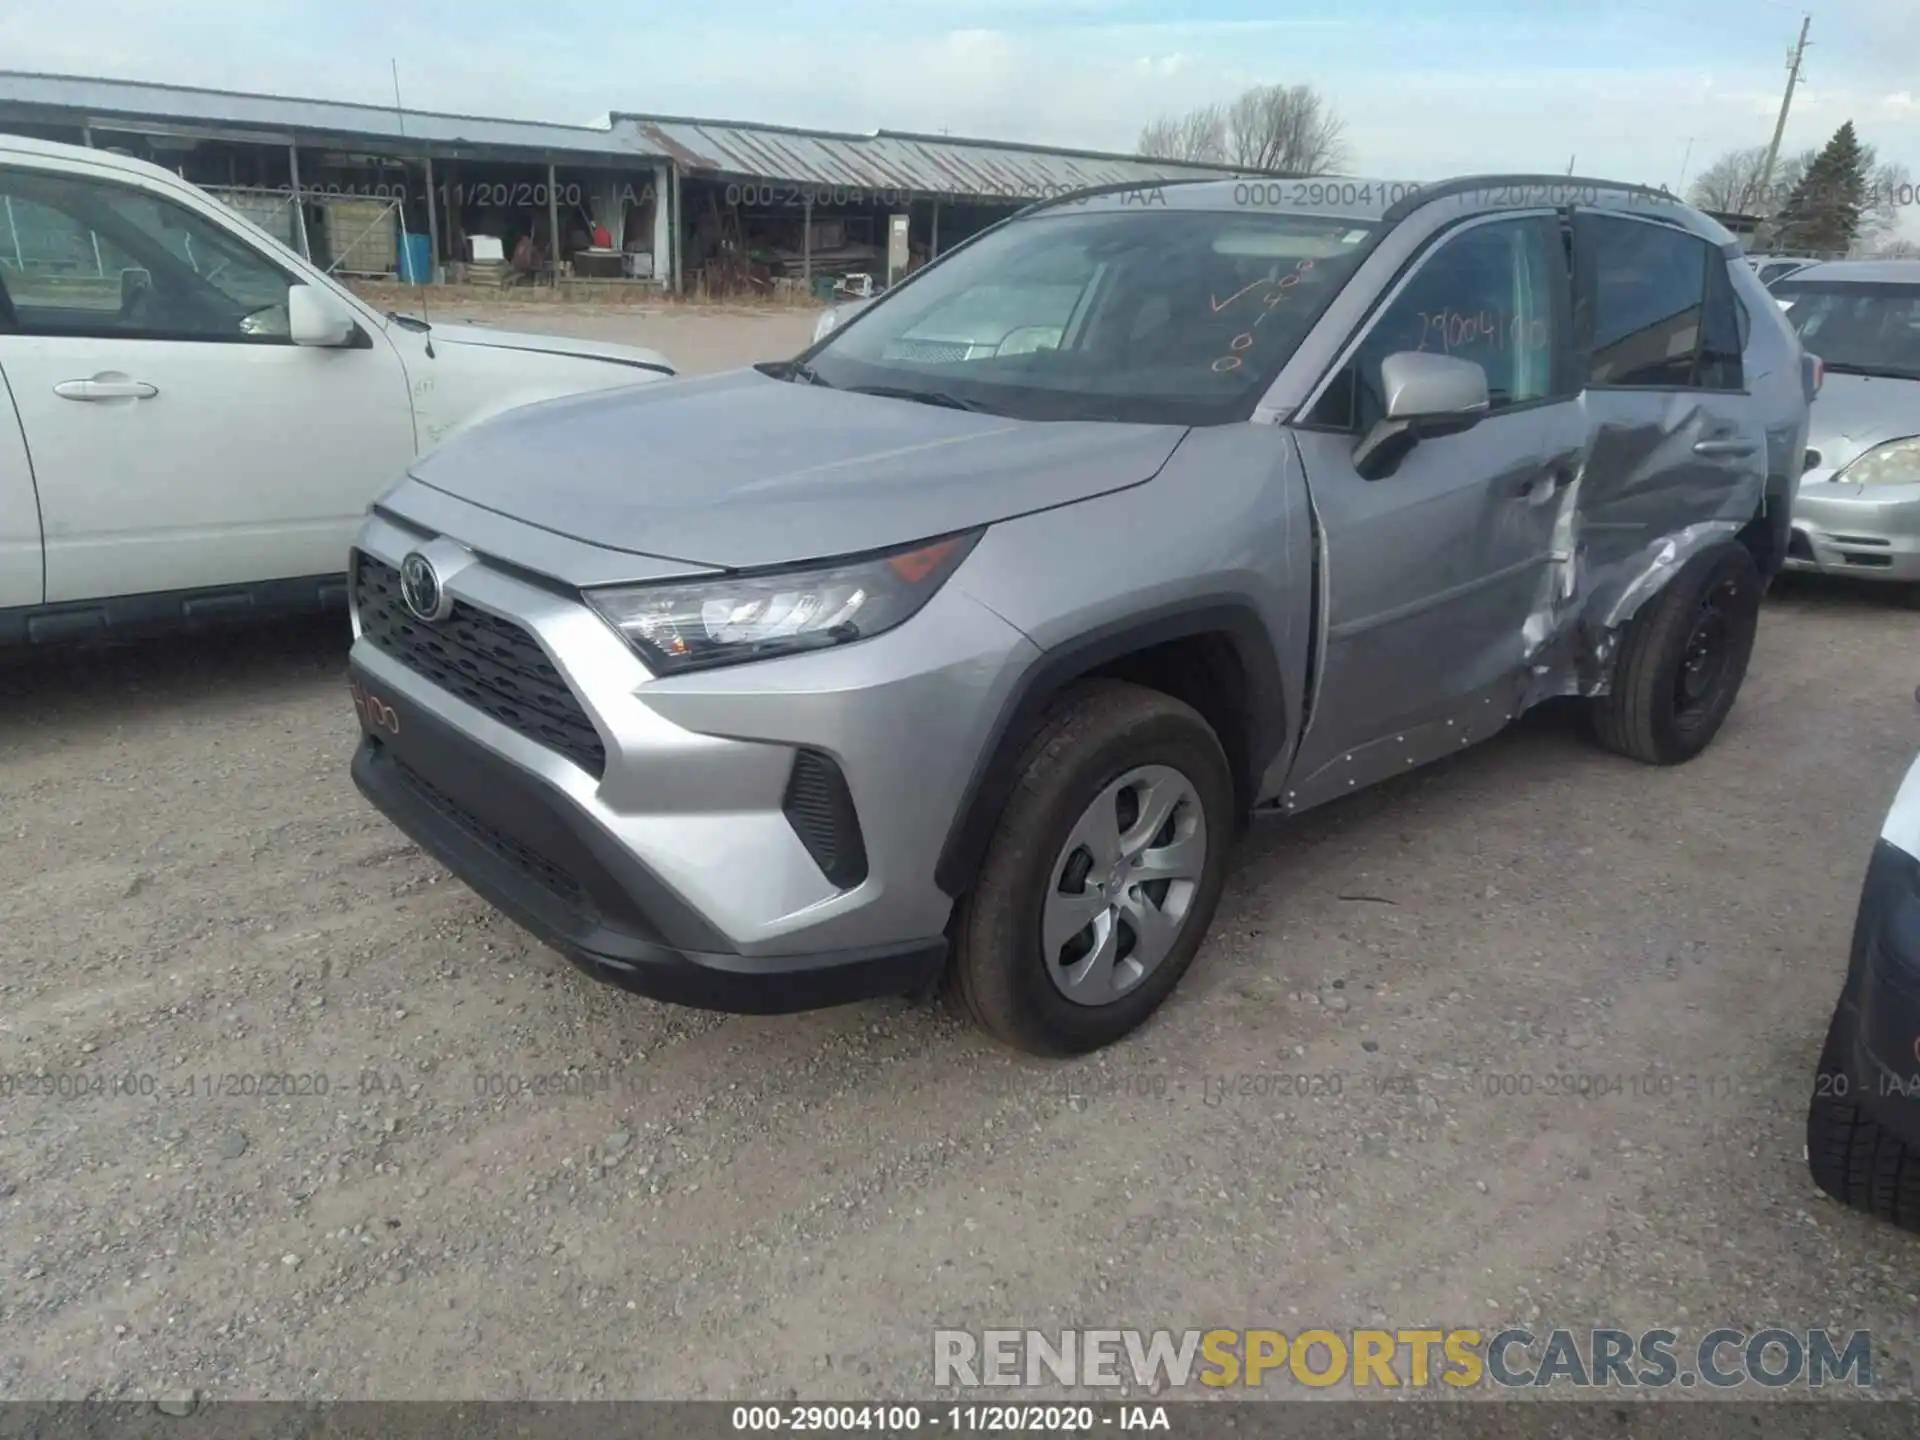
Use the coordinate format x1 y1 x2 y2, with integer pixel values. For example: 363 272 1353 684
731 1407 922 1431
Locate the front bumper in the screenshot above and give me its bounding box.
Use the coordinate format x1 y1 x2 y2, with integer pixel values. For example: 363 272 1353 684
344 501 1039 1012
348 681 944 1011
1784 481 1920 581
1830 839 1920 1148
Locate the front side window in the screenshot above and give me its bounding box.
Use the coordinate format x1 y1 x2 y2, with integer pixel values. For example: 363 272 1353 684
1311 215 1565 432
800 207 1382 424
0 166 296 341
1579 214 1720 388
1771 280 1920 381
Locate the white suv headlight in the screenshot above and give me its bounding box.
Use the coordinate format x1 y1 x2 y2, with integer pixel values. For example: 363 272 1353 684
586 531 981 676
1837 437 1920 486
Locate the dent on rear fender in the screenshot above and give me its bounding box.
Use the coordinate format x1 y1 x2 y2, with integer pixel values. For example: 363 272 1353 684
1515 397 1764 707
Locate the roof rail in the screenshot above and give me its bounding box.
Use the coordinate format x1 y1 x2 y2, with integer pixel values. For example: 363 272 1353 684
1382 173 1680 224
1012 174 1261 219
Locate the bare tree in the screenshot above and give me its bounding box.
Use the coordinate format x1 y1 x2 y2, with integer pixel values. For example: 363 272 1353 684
1686 145 1808 217
1224 84 1347 173
1136 104 1228 165
1867 237 1920 259
1137 83 1347 174
1855 142 1915 250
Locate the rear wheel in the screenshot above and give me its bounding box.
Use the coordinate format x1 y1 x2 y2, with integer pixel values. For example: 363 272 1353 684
1589 541 1761 765
947 681 1234 1056
1806 1002 1920 1232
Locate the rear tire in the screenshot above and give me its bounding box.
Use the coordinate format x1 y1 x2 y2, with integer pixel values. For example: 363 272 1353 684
947 680 1234 1056
1589 541 1761 765
1806 1002 1920 1232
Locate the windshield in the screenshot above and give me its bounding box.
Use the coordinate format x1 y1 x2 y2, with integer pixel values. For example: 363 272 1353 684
1772 279 1920 380
799 208 1381 424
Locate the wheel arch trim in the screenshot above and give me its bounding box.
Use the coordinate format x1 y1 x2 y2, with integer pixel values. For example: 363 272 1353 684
933 598 1290 899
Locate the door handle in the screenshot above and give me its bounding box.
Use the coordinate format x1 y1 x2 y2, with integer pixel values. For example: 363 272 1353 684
1693 438 1755 458
53 378 158 401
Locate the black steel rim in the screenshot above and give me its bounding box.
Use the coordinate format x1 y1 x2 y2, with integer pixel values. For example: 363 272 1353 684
1674 579 1738 725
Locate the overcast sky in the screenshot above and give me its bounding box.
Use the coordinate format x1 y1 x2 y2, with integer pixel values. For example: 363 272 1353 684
7 0 1917 230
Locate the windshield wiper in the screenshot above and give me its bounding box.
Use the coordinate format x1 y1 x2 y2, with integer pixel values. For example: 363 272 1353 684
386 311 431 332
846 384 992 413
757 359 833 387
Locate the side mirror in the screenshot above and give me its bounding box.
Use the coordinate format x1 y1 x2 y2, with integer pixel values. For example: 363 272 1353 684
998 326 1062 356
288 284 356 347
1353 351 1491 480
812 297 873 344
118 267 152 313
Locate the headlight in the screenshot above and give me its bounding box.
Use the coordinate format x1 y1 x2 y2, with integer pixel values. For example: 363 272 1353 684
1837 436 1920 486
585 531 982 675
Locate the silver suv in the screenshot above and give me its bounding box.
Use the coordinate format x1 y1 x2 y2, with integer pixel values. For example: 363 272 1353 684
346 175 1812 1055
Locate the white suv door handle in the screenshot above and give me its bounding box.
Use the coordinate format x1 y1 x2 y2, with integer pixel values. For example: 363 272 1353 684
53 378 158 401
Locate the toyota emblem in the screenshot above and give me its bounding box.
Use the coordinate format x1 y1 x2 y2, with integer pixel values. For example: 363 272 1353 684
399 552 448 622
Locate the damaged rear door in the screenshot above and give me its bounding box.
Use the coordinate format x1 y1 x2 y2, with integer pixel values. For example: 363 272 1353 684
1283 209 1585 813
1564 209 1766 623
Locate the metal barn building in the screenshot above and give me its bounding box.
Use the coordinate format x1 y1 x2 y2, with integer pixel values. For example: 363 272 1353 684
0 71 1267 294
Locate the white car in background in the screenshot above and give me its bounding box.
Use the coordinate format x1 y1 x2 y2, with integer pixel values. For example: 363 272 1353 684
0 134 674 646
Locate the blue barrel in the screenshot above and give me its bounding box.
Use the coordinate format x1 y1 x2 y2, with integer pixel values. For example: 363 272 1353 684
398 231 433 284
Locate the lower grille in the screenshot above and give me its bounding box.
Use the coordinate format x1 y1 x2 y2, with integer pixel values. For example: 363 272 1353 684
390 754 586 907
884 338 974 365
782 750 868 889
1787 531 1816 562
353 552 606 778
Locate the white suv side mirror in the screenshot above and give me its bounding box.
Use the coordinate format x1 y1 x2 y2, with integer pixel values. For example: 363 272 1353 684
288 284 357 347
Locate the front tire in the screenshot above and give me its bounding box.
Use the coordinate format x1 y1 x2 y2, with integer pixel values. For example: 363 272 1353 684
947 681 1234 1056
1806 1002 1920 1232
1589 541 1761 765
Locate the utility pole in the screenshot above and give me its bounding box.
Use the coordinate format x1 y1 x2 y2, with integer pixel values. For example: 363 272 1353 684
1756 14 1811 221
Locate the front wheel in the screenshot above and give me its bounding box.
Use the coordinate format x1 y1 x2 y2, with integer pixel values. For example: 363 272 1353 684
1588 541 1761 765
947 681 1234 1056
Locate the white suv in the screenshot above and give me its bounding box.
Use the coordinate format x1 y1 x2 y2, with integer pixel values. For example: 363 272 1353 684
0 135 674 645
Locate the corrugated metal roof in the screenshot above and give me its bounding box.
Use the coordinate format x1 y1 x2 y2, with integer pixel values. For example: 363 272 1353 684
0 71 637 157
617 114 1263 199
0 72 1269 199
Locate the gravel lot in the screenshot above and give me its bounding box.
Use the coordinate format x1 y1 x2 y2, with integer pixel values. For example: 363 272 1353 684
3 301 1919 1402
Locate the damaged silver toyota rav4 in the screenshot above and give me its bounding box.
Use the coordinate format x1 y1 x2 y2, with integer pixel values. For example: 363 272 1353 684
346 175 1813 1055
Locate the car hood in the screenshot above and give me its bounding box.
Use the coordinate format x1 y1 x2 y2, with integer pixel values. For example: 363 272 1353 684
400 318 674 375
1802 372 1920 486
406 367 1189 569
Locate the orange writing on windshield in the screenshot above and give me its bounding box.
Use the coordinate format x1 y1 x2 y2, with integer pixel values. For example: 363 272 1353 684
1210 258 1317 374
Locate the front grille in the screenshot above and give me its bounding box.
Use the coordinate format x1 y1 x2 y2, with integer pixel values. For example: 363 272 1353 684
390 755 586 907
782 749 868 889
354 553 606 778
884 338 974 365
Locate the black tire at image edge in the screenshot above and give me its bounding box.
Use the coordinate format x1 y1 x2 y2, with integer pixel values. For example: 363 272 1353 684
1806 1002 1920 1233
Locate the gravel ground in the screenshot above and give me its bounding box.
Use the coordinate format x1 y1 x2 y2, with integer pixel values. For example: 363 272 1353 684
2 302 1919 1403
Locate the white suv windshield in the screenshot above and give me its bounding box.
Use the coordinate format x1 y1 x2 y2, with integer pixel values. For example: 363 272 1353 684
1773 280 1920 381
801 207 1381 424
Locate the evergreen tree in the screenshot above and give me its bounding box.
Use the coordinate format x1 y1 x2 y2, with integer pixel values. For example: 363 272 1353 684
1772 122 1870 256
